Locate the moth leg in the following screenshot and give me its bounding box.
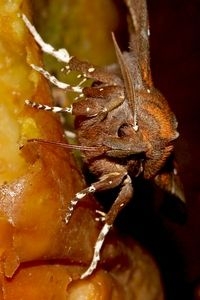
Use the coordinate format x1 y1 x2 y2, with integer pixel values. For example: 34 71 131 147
30 64 83 94
95 96 125 121
68 57 122 86
26 65 124 117
81 174 133 279
105 174 133 224
31 56 121 89
25 99 73 114
25 97 108 118
22 14 70 64
23 14 122 86
65 172 126 224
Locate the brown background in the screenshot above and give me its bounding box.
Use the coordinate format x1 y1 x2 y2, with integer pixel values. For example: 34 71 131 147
123 0 200 299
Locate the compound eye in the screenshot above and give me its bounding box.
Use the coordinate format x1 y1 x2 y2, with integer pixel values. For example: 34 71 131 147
117 123 130 137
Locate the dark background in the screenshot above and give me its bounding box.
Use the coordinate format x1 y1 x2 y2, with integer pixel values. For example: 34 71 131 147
118 0 200 299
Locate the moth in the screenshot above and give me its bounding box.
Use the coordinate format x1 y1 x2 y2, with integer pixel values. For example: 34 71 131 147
22 0 185 279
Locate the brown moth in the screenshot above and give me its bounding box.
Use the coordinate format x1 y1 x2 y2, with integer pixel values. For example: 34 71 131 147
22 0 185 278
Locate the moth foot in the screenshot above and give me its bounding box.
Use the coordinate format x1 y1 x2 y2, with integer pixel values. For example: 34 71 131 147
81 222 112 279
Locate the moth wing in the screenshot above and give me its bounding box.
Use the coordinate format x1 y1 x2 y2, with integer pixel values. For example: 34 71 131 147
125 0 152 88
154 156 185 203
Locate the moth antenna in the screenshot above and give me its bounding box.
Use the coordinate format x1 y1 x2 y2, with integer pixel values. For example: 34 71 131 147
111 33 138 131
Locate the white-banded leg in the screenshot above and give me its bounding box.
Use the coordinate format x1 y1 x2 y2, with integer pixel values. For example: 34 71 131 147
25 97 106 118
25 99 73 114
65 184 96 224
80 222 112 279
22 14 71 64
30 64 83 94
22 14 121 86
65 172 126 224
81 174 133 279
22 14 86 96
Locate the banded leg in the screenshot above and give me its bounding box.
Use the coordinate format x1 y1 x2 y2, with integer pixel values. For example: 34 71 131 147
25 97 112 118
81 174 133 279
22 14 122 86
22 14 70 64
30 64 83 94
25 100 73 114
65 172 126 224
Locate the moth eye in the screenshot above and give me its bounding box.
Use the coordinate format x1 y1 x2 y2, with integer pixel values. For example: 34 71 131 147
117 123 129 137
91 80 102 87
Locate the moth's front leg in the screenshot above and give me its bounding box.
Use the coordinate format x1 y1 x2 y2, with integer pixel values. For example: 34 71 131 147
68 57 122 86
65 172 126 224
25 93 124 119
22 14 121 87
81 174 133 279
81 85 125 118
72 94 125 118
